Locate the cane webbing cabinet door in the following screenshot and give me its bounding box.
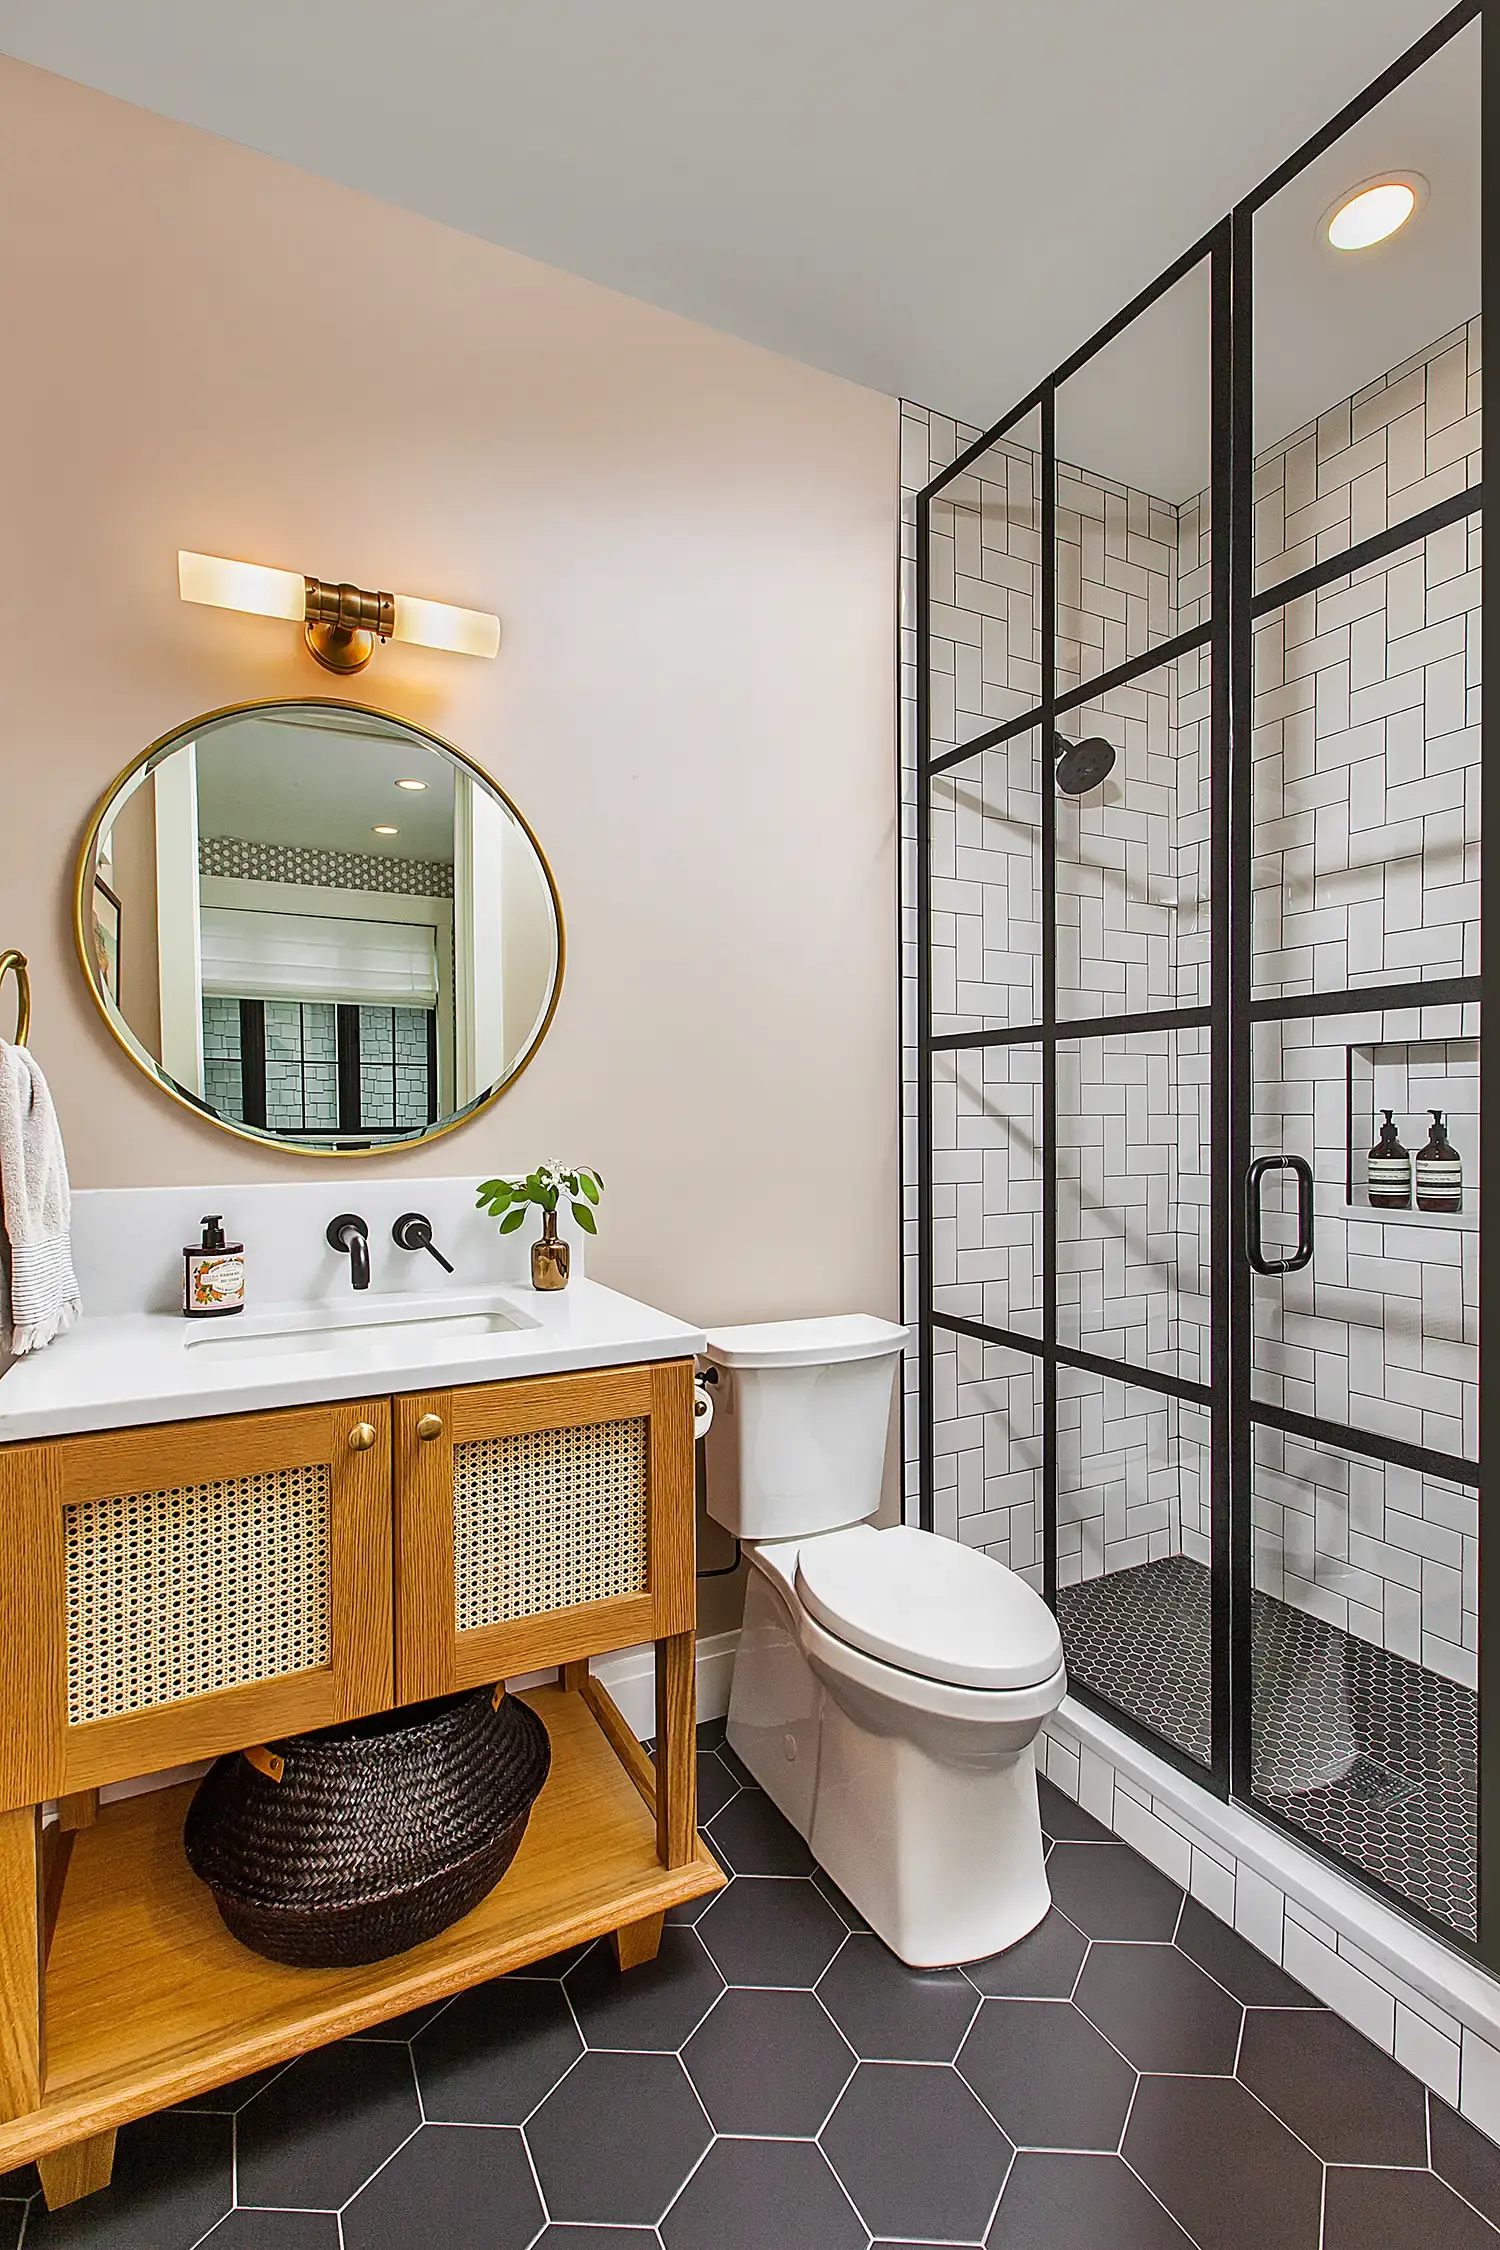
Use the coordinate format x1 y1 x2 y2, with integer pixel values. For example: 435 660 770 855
0 1400 394 1811
393 1360 696 1702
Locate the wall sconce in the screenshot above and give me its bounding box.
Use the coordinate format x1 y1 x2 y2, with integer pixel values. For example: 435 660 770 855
178 552 501 674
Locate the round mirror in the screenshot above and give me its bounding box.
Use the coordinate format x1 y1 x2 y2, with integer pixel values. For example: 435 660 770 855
76 700 563 1154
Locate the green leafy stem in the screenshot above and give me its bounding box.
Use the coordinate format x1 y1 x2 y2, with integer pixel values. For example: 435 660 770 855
476 1161 604 1238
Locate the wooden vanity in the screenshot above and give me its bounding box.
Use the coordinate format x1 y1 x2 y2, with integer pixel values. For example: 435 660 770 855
0 1355 721 2209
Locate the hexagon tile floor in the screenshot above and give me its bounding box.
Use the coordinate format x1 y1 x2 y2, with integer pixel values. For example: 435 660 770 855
6 1723 1500 2250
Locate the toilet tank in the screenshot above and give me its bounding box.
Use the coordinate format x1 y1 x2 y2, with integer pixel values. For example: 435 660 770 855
703 1316 910 1541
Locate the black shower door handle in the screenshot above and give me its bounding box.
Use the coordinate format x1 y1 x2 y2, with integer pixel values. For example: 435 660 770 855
1245 1155 1314 1275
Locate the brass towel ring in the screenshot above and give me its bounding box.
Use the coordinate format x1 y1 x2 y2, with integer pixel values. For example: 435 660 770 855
0 951 30 1046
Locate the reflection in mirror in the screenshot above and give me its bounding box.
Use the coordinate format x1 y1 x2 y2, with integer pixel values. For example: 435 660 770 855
80 702 562 1153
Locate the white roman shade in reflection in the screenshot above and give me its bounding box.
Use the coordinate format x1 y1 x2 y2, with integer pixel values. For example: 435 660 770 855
199 908 439 1008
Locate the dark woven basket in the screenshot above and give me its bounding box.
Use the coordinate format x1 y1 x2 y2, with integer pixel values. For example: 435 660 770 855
183 1687 551 1968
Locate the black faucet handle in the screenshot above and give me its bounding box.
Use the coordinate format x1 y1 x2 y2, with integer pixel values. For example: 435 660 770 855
392 1210 455 1274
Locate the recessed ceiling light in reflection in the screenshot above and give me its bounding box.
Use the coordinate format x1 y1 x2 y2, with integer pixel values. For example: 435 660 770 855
395 778 427 791
1326 178 1419 250
372 825 399 836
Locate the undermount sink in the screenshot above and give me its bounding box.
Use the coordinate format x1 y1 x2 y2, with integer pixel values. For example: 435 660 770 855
184 1295 538 1362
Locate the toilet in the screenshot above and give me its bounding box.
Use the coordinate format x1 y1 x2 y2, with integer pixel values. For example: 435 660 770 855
705 1314 1067 1968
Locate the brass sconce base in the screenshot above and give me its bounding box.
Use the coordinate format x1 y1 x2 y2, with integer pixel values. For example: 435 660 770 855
305 621 375 674
303 579 395 675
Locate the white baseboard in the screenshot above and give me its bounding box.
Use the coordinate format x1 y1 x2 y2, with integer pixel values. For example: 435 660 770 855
588 1629 740 1739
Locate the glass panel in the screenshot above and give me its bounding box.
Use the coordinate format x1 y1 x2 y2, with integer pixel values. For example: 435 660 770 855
1250 996 1479 1459
931 1045 1041 1341
929 726 1041 1034
1056 644 1213 1021
1056 1365 1213 1768
1252 18 1480 600
1056 1027 1211 1390
926 409 1042 776
931 1335 1042 1581
1249 1421 1476 1941
1054 254 1213 685
1250 529 1480 1002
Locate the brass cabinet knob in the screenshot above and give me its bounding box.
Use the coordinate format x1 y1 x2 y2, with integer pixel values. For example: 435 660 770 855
348 1423 378 1452
416 1413 444 1442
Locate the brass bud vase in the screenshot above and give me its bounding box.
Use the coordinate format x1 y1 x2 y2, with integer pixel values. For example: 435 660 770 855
531 1209 570 1291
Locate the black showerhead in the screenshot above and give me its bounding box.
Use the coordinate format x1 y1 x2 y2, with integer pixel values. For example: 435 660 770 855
1053 732 1117 796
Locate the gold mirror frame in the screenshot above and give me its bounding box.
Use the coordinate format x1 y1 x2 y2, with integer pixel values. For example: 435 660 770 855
74 697 565 1158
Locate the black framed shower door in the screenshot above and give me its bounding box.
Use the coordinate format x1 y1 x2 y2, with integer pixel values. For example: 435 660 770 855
913 0 1488 1963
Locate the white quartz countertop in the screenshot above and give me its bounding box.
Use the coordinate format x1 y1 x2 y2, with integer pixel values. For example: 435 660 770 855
0 1278 708 1443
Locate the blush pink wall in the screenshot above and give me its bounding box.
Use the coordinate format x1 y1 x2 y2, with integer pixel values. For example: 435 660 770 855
0 58 900 1339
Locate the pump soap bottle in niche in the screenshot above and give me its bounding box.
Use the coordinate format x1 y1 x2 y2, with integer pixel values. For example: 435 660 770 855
1367 1111 1412 1209
184 1214 246 1316
1415 1111 1463 1213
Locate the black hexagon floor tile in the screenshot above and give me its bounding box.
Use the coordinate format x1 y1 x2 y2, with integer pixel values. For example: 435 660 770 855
985 2150 1193 2247
1123 2073 1324 2249
1043 1844 1183 1941
696 1876 847 1987
341 2125 543 2250
963 1909 1088 1999
530 2232 660 2248
566 1925 725 2050
1172 1898 1322 2009
1431 2096 1500 2228
683 1987 855 2134
233 2040 420 2214
1036 1777 1115 1844
695 1749 741 1826
20 2112 231 2249
662 2137 864 2250
705 1789 817 1876
1237 2004 1429 2165
821 2061 1014 2243
958 1998 1136 2152
1073 1941 1242 2074
525 2050 711 2227
811 1867 872 1931
817 1932 979 2061
1322 2162 1500 2249
197 2212 342 2247
413 1973 583 2124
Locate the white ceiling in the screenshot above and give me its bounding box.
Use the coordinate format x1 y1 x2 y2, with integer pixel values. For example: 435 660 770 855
0 0 1479 497
191 710 458 859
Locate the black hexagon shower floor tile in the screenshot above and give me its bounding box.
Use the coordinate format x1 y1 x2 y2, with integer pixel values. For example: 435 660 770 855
8 1731 1499 2250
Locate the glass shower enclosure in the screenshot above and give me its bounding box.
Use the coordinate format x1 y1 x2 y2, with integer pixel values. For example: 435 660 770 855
913 2 1488 1956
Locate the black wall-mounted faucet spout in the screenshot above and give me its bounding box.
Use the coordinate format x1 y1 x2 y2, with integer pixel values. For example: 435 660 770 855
326 1213 371 1290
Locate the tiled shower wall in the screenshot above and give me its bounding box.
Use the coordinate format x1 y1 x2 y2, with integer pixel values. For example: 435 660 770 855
900 317 1481 1681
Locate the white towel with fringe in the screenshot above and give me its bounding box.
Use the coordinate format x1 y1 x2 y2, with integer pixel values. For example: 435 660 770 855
0 1039 80 1354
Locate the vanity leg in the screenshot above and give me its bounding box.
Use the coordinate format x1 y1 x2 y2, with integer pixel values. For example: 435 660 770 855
0 1805 44 2123
654 1631 697 1870
57 1790 98 1834
611 1912 664 1971
37 2129 116 2209
560 1661 589 1693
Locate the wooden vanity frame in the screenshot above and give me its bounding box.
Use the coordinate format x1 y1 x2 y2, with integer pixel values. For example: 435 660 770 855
0 1357 721 2210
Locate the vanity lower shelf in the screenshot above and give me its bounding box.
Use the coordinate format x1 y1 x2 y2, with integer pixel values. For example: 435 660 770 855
0 1684 723 2174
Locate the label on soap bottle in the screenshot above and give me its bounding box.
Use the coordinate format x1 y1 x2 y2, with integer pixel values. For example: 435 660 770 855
184 1250 246 1314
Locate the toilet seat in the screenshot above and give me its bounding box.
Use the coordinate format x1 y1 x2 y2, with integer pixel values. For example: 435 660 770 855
790 1523 1064 1692
799 1605 1068 1725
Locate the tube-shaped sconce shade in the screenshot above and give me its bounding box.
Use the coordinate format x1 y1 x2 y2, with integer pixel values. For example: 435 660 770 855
392 593 501 659
178 551 306 621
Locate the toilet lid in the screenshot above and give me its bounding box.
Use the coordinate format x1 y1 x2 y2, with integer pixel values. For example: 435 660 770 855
794 1525 1064 1691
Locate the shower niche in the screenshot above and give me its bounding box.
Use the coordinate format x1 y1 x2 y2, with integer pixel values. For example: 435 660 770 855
1346 1034 1479 1224
914 1 1487 1960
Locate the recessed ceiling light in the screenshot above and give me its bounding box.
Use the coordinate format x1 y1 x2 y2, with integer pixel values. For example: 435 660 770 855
372 825 399 836
1325 177 1420 251
395 778 427 791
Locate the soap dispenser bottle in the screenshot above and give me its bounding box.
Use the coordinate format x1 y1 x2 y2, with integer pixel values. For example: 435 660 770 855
1414 1111 1463 1213
1366 1110 1411 1209
184 1214 246 1317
